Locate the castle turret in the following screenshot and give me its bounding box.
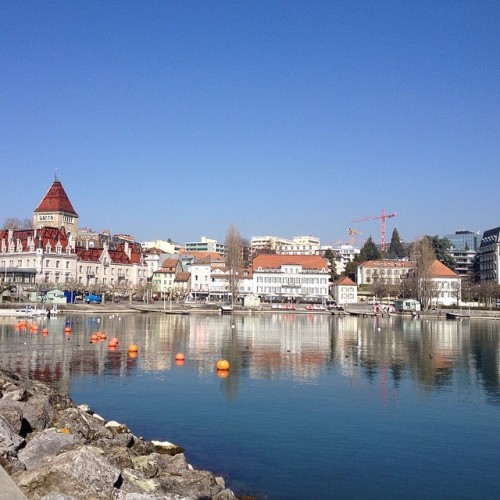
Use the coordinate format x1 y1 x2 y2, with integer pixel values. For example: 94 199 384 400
33 177 79 237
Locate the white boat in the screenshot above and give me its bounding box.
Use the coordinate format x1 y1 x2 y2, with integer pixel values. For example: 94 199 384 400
46 305 59 318
220 304 233 314
0 309 18 317
15 306 47 318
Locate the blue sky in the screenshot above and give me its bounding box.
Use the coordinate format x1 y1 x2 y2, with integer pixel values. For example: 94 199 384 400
1 1 499 247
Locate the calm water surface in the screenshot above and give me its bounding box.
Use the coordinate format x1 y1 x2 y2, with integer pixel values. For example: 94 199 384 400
1 312 499 499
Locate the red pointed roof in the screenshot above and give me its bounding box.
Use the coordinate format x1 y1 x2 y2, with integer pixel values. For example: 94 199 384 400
429 259 459 278
34 179 78 216
335 276 356 286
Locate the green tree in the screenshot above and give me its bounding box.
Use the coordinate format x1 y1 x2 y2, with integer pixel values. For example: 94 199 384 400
358 236 381 262
427 235 456 270
344 261 357 281
388 228 406 259
323 249 339 283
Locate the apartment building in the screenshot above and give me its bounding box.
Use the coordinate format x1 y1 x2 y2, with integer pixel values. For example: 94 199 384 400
356 259 414 286
444 230 482 278
478 227 500 284
252 254 330 300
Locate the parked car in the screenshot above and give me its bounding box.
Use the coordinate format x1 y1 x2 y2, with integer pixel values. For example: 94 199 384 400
84 294 102 304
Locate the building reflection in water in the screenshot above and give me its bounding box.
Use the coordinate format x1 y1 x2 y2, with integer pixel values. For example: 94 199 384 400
0 313 498 402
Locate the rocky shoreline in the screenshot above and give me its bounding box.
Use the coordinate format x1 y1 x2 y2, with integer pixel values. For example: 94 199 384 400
0 365 241 499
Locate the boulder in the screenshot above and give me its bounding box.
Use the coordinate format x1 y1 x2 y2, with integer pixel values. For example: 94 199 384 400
18 429 82 469
0 366 238 499
16 445 121 499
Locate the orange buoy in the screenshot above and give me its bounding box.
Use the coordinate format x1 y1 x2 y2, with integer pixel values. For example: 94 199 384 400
216 359 230 371
128 344 139 353
97 332 107 340
175 359 185 366
90 334 98 341
64 327 71 333
108 339 118 348
111 337 119 344
175 353 185 361
216 369 230 378
42 328 49 334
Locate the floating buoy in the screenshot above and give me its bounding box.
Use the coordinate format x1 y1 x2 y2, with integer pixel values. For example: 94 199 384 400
128 351 138 359
128 344 139 353
175 359 185 367
175 353 185 361
216 359 230 371
108 339 118 348
64 327 71 333
90 334 98 341
111 337 119 345
216 369 230 379
41 328 49 334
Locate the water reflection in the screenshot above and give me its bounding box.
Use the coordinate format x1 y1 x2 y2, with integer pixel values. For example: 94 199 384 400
0 314 499 403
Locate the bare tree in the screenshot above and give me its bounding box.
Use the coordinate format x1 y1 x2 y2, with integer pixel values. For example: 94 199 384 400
371 279 387 302
3 217 33 230
225 224 244 308
409 237 437 309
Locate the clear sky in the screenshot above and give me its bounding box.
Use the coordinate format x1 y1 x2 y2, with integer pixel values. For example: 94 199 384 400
1 1 499 247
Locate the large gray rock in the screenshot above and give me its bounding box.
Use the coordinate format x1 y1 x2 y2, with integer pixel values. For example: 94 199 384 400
0 415 25 457
18 429 82 469
0 366 239 499
16 445 121 499
55 407 114 442
0 400 25 434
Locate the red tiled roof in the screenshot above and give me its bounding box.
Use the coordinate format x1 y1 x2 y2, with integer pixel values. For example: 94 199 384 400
175 272 191 282
0 227 73 252
34 179 78 216
181 250 224 261
116 242 142 264
335 276 356 286
108 249 132 265
429 259 459 278
76 248 102 262
253 254 328 271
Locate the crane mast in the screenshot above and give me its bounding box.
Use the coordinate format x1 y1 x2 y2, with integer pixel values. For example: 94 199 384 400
351 209 397 251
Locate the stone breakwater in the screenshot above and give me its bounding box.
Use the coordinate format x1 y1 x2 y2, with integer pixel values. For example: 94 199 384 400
0 365 239 499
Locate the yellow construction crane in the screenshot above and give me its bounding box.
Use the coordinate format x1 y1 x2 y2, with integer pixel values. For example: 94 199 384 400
347 228 361 246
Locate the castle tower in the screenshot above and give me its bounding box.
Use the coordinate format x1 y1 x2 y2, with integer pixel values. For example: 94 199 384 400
33 177 79 237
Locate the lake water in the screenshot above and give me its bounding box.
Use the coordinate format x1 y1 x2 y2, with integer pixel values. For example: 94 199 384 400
1 312 499 499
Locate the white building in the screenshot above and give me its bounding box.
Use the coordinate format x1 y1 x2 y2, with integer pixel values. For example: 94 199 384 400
277 236 321 255
357 260 414 286
142 239 181 254
330 276 358 305
427 259 461 306
252 254 330 300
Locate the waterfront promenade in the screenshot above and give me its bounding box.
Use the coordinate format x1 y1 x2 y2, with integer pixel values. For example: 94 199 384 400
2 300 500 319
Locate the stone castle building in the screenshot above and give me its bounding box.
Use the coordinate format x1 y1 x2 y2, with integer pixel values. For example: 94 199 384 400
0 177 147 297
